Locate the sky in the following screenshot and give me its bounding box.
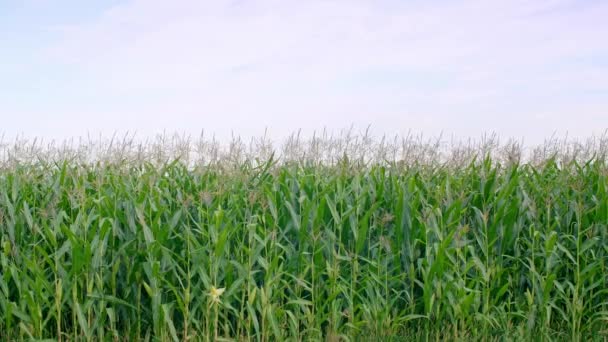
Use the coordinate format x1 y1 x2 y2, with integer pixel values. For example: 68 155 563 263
1 0 607 145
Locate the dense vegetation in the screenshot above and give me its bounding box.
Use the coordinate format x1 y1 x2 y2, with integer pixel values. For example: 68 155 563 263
0 135 607 340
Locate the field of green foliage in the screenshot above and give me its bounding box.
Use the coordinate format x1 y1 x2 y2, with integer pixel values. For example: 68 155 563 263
0 134 607 341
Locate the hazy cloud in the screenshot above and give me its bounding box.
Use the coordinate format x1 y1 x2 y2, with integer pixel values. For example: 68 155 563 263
3 0 607 143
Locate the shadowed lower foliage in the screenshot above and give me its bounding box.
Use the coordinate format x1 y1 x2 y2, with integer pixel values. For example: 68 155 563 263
0 137 607 341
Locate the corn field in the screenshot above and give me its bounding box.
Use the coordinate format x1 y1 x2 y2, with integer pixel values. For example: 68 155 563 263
1 134 608 341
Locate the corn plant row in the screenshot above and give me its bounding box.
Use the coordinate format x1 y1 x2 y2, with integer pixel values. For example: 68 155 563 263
0 155 607 341
3 131 608 168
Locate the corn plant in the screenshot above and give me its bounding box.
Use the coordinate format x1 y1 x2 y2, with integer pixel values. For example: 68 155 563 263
0 139 607 341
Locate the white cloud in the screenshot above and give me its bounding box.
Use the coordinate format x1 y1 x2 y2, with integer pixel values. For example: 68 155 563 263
5 0 608 143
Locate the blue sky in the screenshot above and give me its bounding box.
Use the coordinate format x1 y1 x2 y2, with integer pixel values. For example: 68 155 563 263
1 0 607 144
